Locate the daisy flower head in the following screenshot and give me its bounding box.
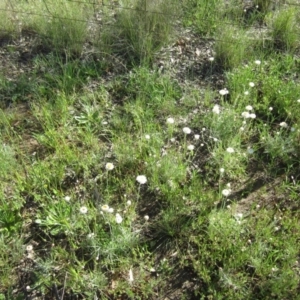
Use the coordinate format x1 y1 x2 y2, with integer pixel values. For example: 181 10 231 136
194 134 200 140
144 215 149 221
101 204 110 212
183 127 192 134
115 213 123 224
226 147 235 153
64 196 71 202
219 88 229 96
136 175 147 184
245 105 253 111
187 144 195 151
242 111 250 118
249 82 255 87
105 162 114 171
167 117 175 124
209 57 214 62
26 245 33 252
212 104 220 114
87 233 95 238
279 122 288 128
254 60 261 65
80 206 88 214
222 189 231 197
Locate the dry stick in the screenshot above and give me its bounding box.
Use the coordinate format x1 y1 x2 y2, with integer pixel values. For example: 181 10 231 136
61 272 68 300
52 282 61 300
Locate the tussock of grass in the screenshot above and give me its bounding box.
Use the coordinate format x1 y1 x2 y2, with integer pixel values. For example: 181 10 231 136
100 0 178 65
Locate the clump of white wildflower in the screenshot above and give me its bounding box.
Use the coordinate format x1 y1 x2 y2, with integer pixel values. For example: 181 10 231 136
105 163 114 171
212 104 220 114
115 213 123 224
183 127 192 134
80 206 88 214
136 175 147 184
226 147 234 153
166 117 175 124
219 88 229 96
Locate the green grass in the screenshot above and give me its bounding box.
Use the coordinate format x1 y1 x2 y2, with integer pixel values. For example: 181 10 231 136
1 0 300 299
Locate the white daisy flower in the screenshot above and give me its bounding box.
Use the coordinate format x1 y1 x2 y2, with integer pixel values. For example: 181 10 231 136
105 163 114 171
226 147 234 153
26 245 33 252
166 117 175 124
279 122 288 128
101 204 110 212
115 213 123 224
80 206 88 214
136 175 147 184
222 189 231 197
64 196 71 202
183 127 192 134
242 111 250 118
212 104 220 114
219 88 229 96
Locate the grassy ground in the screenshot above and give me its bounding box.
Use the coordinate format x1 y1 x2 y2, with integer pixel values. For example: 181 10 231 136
1 0 300 299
